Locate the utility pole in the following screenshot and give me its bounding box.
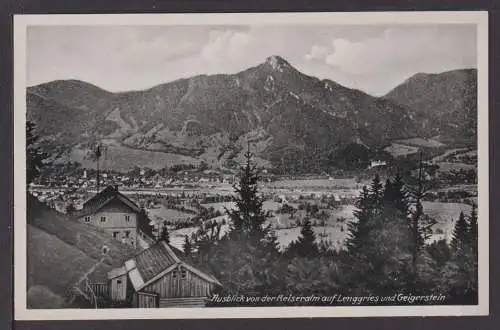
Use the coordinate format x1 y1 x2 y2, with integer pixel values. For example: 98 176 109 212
93 142 108 193
407 150 426 288
247 140 251 157
413 151 423 270
95 143 102 193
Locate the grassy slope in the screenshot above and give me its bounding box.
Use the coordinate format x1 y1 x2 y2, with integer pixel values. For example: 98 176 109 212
27 225 111 297
27 195 138 307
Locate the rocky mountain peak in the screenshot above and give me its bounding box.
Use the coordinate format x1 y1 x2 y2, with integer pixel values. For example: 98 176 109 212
265 55 292 72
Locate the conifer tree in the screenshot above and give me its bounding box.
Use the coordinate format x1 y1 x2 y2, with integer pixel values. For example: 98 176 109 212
345 186 371 251
468 204 478 257
288 218 318 258
226 143 270 243
26 121 48 184
386 173 409 217
183 235 193 257
137 207 154 237
159 221 170 243
216 142 281 294
406 152 435 284
451 212 468 252
344 175 414 294
263 229 281 255
369 174 384 213
440 209 478 303
382 178 393 201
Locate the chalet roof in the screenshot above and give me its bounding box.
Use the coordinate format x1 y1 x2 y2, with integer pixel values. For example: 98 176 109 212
134 241 180 284
111 240 222 291
107 265 126 280
76 185 141 217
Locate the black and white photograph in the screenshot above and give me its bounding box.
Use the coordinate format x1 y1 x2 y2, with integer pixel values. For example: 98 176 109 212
14 12 488 319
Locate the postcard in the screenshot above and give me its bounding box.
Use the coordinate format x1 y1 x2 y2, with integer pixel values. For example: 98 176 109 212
13 11 489 319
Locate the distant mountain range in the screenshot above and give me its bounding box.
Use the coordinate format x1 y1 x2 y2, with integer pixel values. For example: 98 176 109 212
27 55 477 172
385 68 477 143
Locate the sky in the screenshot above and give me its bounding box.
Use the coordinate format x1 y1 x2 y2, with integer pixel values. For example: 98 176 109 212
27 24 477 96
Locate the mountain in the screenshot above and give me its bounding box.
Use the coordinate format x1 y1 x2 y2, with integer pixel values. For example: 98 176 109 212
27 55 437 172
27 195 137 308
385 68 477 144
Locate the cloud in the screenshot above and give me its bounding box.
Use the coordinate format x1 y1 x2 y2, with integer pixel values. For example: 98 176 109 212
201 29 251 63
27 25 477 96
304 45 329 61
308 26 476 75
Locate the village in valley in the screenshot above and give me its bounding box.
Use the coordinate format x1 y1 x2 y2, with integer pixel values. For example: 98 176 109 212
29 143 477 254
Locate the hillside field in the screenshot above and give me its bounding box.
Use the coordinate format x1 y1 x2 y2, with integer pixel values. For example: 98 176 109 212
27 196 137 308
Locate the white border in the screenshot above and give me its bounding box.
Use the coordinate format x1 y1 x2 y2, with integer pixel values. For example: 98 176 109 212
14 11 489 320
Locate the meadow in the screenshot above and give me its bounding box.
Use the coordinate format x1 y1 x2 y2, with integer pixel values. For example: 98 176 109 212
169 197 471 252
147 205 193 224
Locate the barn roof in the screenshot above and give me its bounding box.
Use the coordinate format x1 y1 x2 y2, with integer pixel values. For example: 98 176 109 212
113 240 222 291
134 241 180 284
76 185 141 218
107 265 126 280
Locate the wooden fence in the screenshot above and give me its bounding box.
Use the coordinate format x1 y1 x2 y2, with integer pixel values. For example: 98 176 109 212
86 282 109 298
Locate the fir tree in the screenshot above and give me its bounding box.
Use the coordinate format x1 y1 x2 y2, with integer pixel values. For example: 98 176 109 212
344 175 413 295
191 220 222 267
382 178 393 202
345 186 371 251
215 142 281 294
427 239 451 266
137 207 154 237
406 152 435 284
384 173 409 217
451 212 469 252
468 204 478 257
226 143 270 243
440 209 478 303
26 121 48 184
183 235 193 258
287 218 318 258
369 174 384 212
159 221 170 243
263 229 281 255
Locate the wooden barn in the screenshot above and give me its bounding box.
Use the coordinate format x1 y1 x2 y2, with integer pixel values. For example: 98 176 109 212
107 240 222 308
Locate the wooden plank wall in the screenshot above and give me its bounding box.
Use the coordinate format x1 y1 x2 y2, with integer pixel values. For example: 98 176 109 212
109 274 127 301
159 297 207 308
142 267 213 298
136 292 158 308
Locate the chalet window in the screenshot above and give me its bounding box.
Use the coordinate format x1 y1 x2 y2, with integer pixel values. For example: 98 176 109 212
113 231 119 238
84 216 91 223
181 268 187 279
117 279 122 284
100 216 106 222
125 215 130 222
172 269 178 279
124 231 130 238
